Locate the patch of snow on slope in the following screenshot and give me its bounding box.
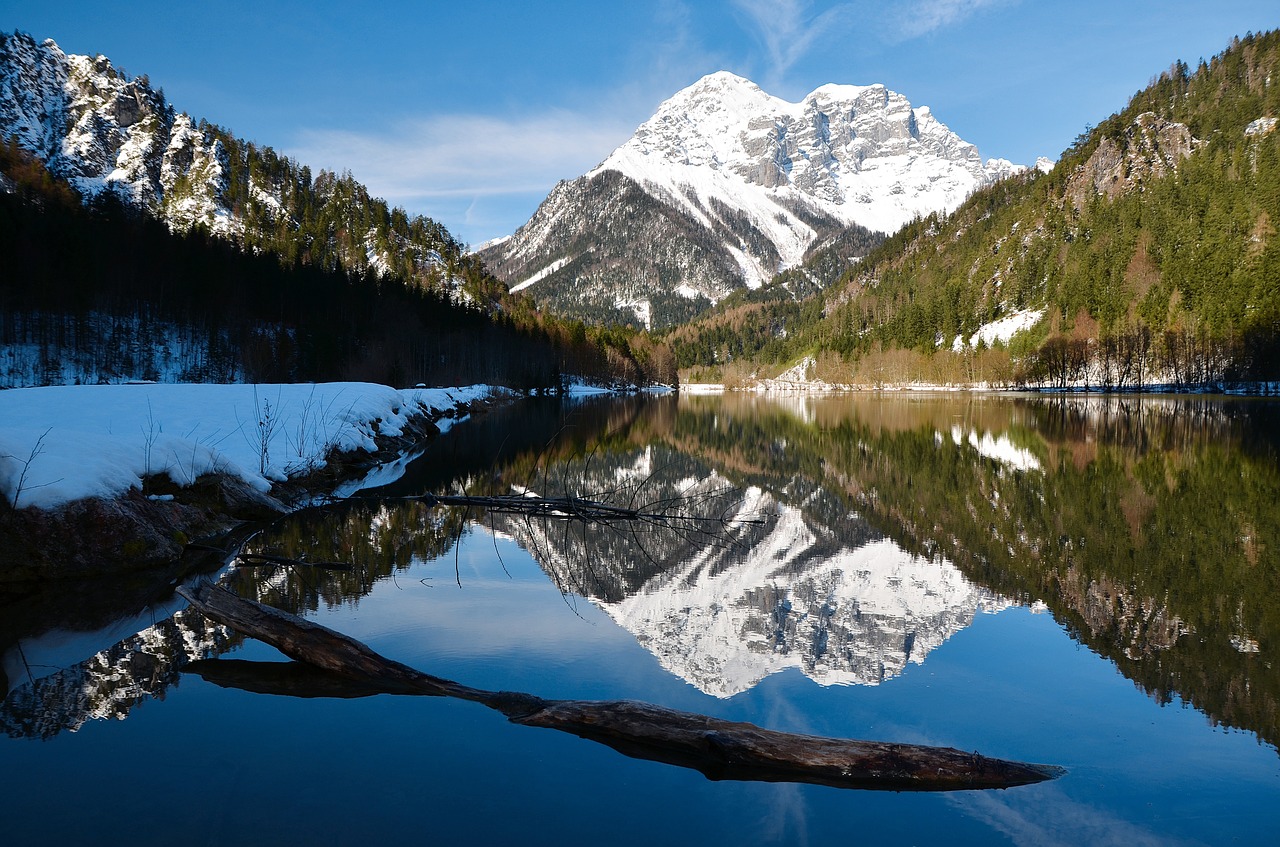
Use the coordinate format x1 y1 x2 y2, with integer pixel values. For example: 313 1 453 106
364 229 391 276
726 243 771 289
510 256 572 293
614 296 652 329
952 308 1045 351
1245 117 1277 137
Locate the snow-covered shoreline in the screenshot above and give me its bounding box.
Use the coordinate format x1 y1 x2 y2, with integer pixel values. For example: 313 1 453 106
0 382 515 582
0 382 508 511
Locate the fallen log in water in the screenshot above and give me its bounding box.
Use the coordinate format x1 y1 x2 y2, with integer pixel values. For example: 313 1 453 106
177 581 1065 791
185 658 402 699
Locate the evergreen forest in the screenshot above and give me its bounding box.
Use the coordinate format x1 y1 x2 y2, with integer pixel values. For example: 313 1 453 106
667 31 1280 389
0 142 675 390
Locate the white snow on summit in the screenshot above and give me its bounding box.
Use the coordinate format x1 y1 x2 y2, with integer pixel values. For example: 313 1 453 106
594 71 1023 263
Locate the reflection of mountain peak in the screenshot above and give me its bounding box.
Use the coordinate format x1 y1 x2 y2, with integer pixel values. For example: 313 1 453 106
604 511 1009 697
1 608 232 739
499 449 1010 697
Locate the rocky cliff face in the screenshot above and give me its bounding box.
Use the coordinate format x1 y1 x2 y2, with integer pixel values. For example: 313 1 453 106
1066 112 1198 208
480 71 1022 328
0 32 236 233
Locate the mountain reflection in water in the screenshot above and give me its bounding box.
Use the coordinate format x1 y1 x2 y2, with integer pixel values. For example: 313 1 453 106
2 391 1276 761
483 444 1009 697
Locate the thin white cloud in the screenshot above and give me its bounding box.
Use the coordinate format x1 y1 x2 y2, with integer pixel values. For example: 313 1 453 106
282 2 722 243
731 0 1012 84
288 110 633 203
731 0 851 83
891 0 1010 40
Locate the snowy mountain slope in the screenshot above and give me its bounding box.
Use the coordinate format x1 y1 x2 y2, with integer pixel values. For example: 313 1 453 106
0 32 236 234
602 72 1019 252
480 71 1022 328
0 32 469 293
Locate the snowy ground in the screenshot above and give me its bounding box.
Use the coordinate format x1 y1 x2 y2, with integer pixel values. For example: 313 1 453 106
0 383 503 511
951 308 1046 351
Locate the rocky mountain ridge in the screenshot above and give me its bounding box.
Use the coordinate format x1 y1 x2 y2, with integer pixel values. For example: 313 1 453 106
0 31 471 296
480 71 1026 329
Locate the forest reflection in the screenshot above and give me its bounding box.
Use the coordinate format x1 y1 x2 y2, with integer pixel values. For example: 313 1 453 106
3 392 1276 753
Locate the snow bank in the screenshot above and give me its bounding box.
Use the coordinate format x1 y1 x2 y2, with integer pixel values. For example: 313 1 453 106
952 308 1045 351
0 383 501 510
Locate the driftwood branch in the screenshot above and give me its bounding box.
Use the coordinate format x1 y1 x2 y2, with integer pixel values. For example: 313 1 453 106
178 582 1064 791
235 552 353 571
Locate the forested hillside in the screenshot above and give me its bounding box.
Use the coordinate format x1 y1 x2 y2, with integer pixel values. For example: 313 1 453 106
0 143 675 389
670 31 1280 388
0 31 676 389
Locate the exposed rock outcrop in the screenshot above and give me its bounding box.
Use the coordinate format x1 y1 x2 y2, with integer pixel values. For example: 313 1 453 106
1067 112 1198 208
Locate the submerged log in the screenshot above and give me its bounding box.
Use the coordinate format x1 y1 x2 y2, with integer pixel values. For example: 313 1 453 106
509 700 1064 791
235 552 353 571
177 582 1064 791
185 658 397 699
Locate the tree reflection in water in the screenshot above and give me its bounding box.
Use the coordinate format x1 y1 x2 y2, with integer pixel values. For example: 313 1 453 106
2 392 1276 759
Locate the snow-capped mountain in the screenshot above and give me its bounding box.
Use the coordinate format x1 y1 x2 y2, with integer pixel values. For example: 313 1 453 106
479 71 1023 328
0 32 469 293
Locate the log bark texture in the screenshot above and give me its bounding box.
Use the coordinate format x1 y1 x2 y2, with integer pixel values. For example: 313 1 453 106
178 581 1064 791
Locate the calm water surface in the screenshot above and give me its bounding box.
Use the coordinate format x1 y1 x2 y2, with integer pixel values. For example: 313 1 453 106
2 392 1277 845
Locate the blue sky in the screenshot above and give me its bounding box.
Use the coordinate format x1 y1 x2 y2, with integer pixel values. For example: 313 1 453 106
3 0 1277 245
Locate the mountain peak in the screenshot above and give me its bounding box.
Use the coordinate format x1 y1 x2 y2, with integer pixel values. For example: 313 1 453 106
689 69 759 89
594 71 1018 240
806 81 885 102
483 71 1023 329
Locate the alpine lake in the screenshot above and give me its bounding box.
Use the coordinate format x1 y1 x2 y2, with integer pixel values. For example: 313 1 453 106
2 390 1277 846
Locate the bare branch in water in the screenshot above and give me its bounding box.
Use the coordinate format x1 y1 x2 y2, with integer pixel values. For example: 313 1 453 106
235 552 353 571
178 582 1065 792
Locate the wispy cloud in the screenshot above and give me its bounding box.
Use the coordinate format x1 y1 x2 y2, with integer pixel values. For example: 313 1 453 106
731 0 1011 85
731 0 852 84
285 110 636 244
890 0 1010 40
283 1 725 243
